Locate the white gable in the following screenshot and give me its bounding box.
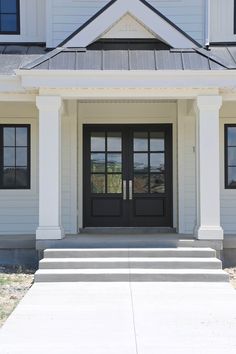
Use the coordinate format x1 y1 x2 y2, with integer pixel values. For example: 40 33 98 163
101 13 155 39
62 0 199 48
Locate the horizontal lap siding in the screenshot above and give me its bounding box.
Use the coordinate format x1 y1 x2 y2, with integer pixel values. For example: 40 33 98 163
50 0 205 47
0 103 75 235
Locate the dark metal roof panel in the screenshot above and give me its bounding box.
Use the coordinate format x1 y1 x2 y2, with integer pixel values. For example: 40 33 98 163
155 51 183 70
103 50 129 70
129 50 156 70
209 47 236 67
182 52 210 70
76 50 102 70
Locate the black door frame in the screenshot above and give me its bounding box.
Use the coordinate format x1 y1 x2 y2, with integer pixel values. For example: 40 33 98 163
83 124 173 228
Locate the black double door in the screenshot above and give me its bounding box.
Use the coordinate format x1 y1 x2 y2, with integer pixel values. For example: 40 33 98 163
84 124 173 227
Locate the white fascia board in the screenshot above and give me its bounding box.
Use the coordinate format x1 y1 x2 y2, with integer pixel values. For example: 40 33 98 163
0 75 26 93
18 69 236 91
64 0 197 48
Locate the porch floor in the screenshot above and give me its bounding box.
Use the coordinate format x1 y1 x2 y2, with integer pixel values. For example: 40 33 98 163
36 232 223 251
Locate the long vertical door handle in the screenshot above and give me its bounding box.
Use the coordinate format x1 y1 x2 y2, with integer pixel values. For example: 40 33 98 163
123 180 127 200
129 180 133 200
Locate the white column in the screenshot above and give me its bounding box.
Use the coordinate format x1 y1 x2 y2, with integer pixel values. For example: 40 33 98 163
195 96 223 240
36 96 64 240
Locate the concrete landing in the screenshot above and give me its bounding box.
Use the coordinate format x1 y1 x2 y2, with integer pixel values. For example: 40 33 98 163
1 282 236 353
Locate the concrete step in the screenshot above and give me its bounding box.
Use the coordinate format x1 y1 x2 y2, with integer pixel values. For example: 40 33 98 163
34 269 229 283
44 248 216 259
39 257 222 270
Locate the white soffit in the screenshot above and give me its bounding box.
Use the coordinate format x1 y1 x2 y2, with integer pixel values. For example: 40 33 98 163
63 0 199 48
101 13 156 39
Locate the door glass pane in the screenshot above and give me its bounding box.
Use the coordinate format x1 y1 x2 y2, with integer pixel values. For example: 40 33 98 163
134 174 149 193
107 175 122 193
228 127 236 146
107 153 122 173
16 128 28 146
91 174 105 193
4 147 15 166
91 132 105 151
150 153 165 173
3 127 15 146
1 14 17 32
91 153 105 173
134 153 148 172
107 132 121 151
150 132 165 151
16 148 27 166
151 174 165 193
228 147 236 166
134 132 148 151
228 167 236 188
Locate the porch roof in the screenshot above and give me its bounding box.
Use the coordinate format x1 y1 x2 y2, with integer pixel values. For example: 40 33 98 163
0 44 236 74
22 46 235 71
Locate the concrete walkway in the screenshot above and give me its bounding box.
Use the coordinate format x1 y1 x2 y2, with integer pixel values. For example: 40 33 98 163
1 282 236 354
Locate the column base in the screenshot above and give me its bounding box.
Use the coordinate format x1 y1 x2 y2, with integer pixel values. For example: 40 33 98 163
196 226 224 240
36 226 65 240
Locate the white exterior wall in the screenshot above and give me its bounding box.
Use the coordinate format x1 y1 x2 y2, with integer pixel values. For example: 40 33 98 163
210 0 236 43
178 112 196 234
48 0 206 47
0 102 77 235
220 102 236 234
0 0 46 43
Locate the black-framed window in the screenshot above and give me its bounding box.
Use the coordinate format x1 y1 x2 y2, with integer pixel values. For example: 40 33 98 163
0 0 20 34
0 125 30 189
225 125 236 189
234 0 236 34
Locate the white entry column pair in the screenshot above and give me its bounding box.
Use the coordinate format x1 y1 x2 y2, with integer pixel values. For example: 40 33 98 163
36 96 64 240
195 96 223 240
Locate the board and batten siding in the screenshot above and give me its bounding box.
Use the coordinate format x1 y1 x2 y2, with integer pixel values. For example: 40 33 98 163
0 0 46 43
210 0 236 43
0 102 77 235
49 0 206 47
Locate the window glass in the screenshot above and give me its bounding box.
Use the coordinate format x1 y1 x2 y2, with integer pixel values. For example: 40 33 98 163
225 125 236 189
0 125 30 189
0 0 19 34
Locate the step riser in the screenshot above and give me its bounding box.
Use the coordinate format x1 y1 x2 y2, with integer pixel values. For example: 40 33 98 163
39 261 222 270
44 250 216 259
35 274 229 283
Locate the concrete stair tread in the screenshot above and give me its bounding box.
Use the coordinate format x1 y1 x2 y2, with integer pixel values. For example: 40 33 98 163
36 269 227 275
44 248 216 258
40 257 220 263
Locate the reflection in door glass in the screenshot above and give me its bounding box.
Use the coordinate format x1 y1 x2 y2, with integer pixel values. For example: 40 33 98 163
134 153 148 172
151 174 165 193
150 153 165 173
150 132 165 151
134 132 148 151
107 175 122 193
91 174 105 193
91 153 106 173
134 174 148 193
107 132 122 151
91 132 105 151
107 154 122 173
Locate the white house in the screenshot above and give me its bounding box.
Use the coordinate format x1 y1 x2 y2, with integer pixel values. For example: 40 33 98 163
1 0 236 266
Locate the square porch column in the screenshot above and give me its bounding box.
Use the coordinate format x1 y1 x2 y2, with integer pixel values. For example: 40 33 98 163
36 96 64 240
195 96 223 240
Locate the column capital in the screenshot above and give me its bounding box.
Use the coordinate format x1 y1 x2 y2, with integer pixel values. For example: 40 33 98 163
36 95 62 111
195 95 222 111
